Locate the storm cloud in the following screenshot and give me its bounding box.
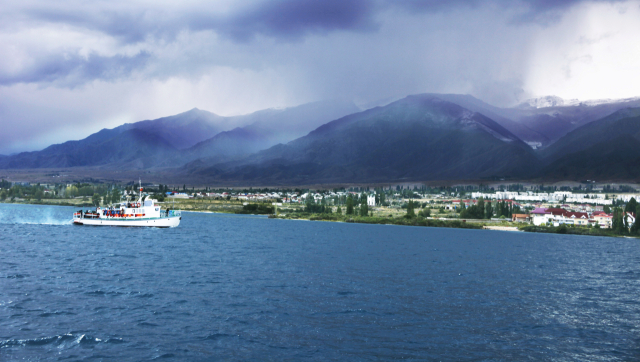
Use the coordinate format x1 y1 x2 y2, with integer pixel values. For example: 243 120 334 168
12 1 625 47
0 0 639 154
0 51 150 87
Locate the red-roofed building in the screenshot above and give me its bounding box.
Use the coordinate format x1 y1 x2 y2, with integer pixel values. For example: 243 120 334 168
593 213 613 228
563 212 589 226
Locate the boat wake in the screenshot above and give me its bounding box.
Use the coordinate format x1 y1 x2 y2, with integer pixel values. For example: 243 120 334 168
10 219 73 226
0 207 72 226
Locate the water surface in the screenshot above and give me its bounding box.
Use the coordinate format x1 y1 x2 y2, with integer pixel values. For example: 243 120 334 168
1 203 639 361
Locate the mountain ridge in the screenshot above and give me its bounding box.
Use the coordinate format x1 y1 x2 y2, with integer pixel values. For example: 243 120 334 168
3 92 640 184
186 95 540 184
0 100 360 170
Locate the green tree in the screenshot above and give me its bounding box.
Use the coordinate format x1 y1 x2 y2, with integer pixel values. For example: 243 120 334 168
556 224 568 234
92 193 101 207
406 200 416 218
305 193 314 212
630 214 640 235
78 186 94 197
485 201 493 219
346 195 354 215
625 197 637 215
66 185 78 198
612 208 625 235
477 197 485 219
0 190 6 201
34 190 44 201
111 188 121 203
604 205 611 214
336 206 342 215
360 202 369 217
419 207 431 217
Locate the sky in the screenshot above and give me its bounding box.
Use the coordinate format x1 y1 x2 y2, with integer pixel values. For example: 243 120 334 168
1 0 640 154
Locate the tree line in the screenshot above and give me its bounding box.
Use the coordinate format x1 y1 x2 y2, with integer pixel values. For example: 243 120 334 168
458 197 521 219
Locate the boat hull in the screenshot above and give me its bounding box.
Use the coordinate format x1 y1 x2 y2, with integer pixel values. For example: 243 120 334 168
73 216 181 228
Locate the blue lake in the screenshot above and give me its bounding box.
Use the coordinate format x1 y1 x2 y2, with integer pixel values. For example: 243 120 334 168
1 203 639 361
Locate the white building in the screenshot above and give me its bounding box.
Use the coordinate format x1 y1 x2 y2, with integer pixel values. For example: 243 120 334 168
367 194 376 207
533 214 554 226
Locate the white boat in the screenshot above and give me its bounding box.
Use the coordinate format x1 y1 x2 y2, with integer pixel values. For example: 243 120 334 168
73 182 181 228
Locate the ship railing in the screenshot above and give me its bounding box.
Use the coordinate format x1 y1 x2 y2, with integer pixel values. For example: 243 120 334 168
161 209 181 218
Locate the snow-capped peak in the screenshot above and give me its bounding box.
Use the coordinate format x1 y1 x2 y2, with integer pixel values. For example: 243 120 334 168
519 96 578 108
519 95 640 109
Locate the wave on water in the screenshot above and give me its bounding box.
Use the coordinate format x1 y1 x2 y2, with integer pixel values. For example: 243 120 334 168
0 333 124 349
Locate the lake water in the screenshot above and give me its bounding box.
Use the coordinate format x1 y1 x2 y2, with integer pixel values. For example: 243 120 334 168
1 203 639 361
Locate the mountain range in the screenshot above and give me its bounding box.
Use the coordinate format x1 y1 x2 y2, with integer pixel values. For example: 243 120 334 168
184 95 539 184
2 93 640 184
0 100 359 170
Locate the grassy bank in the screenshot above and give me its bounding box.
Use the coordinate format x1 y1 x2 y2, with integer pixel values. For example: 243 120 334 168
0 198 245 213
0 198 94 207
277 212 484 229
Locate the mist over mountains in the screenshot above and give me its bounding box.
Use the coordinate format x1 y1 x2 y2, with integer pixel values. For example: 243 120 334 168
184 95 538 184
2 93 640 184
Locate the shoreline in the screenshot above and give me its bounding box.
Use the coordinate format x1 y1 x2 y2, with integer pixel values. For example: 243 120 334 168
272 214 635 238
1 201 634 238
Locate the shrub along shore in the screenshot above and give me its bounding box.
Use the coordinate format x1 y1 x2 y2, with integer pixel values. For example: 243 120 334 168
276 212 484 229
519 224 622 237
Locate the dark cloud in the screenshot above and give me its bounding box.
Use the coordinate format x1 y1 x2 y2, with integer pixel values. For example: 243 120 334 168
394 0 619 13
0 51 151 86
388 0 625 25
209 0 378 41
27 9 169 44
24 0 379 45
21 0 623 47
4 0 614 88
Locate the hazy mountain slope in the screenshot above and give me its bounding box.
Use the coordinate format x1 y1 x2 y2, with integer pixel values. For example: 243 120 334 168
237 99 361 145
541 108 640 162
539 135 640 181
0 100 359 170
428 93 550 146
0 108 228 169
130 108 230 149
0 129 176 169
503 98 640 145
183 99 360 160
183 127 266 164
189 95 540 184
